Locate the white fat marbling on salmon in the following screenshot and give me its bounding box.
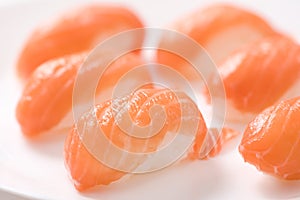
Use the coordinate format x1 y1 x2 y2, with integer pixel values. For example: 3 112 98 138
222 78 300 124
205 24 267 64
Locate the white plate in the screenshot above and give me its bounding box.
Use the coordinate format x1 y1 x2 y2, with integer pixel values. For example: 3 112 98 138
1 0 300 199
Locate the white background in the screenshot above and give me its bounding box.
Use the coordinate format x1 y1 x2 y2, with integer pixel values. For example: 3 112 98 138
0 0 300 200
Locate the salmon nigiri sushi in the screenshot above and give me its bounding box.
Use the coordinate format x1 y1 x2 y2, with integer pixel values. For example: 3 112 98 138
65 86 239 191
206 35 300 122
239 96 300 180
17 4 144 79
16 52 146 137
157 4 278 79
65 87 207 191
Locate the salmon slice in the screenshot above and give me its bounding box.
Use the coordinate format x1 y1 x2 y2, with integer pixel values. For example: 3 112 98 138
189 127 239 160
16 52 145 137
208 35 300 122
157 4 277 79
65 86 239 191
239 97 300 180
17 4 144 79
64 87 208 191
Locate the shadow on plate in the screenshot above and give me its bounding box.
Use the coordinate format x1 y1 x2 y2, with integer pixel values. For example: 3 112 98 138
258 176 300 199
80 159 226 200
25 126 69 158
